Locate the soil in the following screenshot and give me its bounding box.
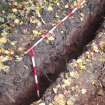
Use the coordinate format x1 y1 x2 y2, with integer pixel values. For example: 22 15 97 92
31 19 105 105
0 0 105 105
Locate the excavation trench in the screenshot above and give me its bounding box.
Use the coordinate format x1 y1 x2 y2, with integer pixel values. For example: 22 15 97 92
0 0 105 105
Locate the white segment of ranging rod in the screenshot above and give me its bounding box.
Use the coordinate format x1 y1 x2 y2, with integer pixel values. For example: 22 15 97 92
31 55 40 97
32 56 36 67
71 7 78 14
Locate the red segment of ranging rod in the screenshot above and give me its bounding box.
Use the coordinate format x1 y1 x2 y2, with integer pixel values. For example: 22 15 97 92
29 49 40 97
25 7 78 54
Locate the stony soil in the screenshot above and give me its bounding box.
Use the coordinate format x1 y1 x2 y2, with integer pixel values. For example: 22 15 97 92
31 20 105 105
0 0 105 105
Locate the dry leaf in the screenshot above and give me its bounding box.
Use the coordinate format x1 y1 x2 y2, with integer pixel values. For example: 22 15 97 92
0 37 7 44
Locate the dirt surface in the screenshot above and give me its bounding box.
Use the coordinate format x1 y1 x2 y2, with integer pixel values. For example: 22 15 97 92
0 0 105 105
31 20 105 105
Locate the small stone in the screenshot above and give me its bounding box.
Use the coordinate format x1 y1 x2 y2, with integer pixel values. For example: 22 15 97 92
64 73 69 78
80 17 83 21
18 47 25 52
56 84 61 88
80 13 84 17
60 73 64 78
62 84 66 89
53 88 58 94
64 89 69 96
14 19 20 24
92 43 99 52
57 3 60 6
81 88 87 94
85 51 91 59
65 4 69 8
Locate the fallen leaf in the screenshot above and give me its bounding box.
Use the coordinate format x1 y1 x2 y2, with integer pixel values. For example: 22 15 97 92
70 71 79 79
67 100 74 105
48 36 55 41
0 37 7 44
1 31 8 36
63 79 71 86
54 94 66 105
48 5 53 11
12 8 18 12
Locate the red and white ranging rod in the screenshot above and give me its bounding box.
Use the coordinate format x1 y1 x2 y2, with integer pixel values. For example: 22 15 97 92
29 49 40 97
25 1 85 97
